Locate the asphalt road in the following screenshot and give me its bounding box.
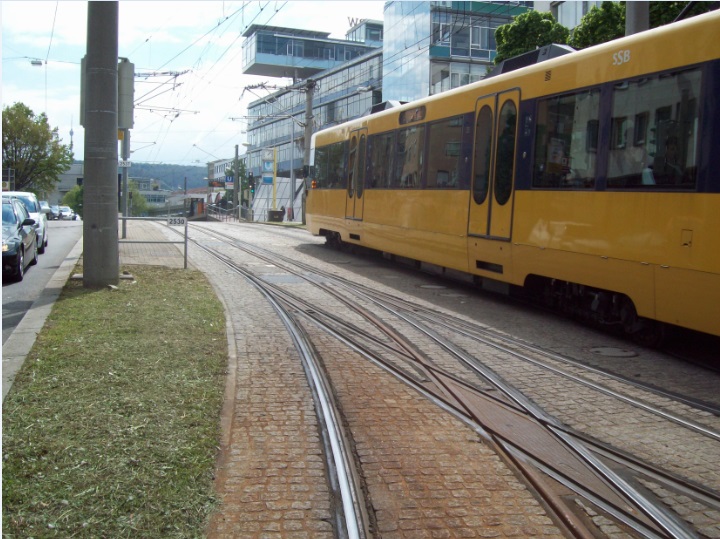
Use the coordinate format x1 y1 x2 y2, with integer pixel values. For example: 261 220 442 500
2 219 82 344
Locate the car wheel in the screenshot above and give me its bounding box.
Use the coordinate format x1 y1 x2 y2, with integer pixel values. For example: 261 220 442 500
15 249 25 282
39 231 47 254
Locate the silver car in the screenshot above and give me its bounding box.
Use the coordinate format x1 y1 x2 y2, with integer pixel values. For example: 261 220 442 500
4 191 49 254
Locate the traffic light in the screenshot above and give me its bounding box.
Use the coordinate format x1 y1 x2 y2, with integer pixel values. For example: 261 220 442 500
249 172 255 195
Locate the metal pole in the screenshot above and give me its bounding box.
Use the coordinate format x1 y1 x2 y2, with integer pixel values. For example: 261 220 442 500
626 2 649 35
290 119 296 222
83 1 119 287
250 154 254 222
121 128 129 238
234 144 239 220
302 79 315 225
274 147 279 211
183 217 188 269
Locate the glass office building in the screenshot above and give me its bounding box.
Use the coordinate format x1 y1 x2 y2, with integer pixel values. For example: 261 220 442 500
243 20 384 179
382 1 531 102
241 3 532 179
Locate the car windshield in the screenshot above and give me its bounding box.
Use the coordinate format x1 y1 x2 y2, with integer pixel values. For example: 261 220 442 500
3 203 18 225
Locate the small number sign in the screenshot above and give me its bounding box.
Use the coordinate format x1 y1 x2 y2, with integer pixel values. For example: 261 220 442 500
168 217 187 226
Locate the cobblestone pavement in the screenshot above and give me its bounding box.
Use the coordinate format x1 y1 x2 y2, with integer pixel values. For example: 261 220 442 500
175 223 567 538
143 220 719 538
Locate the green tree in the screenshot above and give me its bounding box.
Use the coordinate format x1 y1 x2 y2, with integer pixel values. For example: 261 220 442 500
570 1 625 49
2 102 73 196
649 1 715 26
570 2 716 50
494 11 569 64
62 185 84 219
128 180 149 216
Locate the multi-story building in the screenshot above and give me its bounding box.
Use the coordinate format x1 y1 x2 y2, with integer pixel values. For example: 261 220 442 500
239 2 533 218
382 1 531 102
241 20 384 181
40 162 84 205
533 1 603 29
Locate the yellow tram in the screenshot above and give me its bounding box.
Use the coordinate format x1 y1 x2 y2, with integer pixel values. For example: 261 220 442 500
306 11 720 341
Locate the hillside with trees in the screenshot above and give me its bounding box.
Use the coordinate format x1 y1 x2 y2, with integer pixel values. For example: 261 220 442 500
125 162 209 191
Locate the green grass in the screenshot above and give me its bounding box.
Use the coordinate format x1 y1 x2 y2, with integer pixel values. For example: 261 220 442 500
2 265 228 538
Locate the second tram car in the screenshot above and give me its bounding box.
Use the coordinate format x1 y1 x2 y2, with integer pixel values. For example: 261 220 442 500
305 11 720 342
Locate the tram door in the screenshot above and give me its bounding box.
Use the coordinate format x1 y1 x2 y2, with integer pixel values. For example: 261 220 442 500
468 90 519 242
345 129 367 221
467 90 519 275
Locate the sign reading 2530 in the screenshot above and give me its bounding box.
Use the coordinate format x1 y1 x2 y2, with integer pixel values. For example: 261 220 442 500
168 217 187 226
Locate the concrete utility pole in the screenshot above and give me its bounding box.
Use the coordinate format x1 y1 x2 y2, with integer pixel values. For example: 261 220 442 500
626 2 650 35
83 1 119 287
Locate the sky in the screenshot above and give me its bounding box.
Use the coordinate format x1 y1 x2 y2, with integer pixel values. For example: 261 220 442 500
1 1 386 166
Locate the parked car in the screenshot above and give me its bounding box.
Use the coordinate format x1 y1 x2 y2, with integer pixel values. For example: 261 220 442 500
59 205 77 220
2 196 38 281
49 205 61 220
4 191 49 254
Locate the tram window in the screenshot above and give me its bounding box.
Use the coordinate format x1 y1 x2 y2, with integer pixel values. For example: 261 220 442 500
348 135 358 196
608 68 700 189
357 134 366 198
533 89 600 189
473 105 493 205
427 116 463 189
494 100 517 205
368 132 395 188
393 126 425 188
314 141 347 189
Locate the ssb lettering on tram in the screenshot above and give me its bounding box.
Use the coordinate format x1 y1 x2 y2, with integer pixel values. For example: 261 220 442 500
612 50 631 66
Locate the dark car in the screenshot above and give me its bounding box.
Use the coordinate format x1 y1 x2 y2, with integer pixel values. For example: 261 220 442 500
4 191 49 253
2 196 38 281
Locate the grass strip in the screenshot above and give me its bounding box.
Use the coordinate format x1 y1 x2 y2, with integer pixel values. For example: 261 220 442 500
2 265 228 538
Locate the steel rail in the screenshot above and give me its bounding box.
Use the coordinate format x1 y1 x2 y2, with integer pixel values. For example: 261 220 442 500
185 224 709 538
185 236 370 539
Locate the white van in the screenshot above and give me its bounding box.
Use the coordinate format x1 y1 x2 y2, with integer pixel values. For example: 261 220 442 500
3 191 49 254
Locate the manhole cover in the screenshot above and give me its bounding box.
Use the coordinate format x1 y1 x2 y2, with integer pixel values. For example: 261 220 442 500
588 347 638 358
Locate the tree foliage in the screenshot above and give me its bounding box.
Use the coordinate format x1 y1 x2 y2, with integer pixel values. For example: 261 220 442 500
2 102 73 196
128 180 149 216
62 185 84 218
570 1 716 49
494 11 569 64
649 1 717 26
570 1 625 49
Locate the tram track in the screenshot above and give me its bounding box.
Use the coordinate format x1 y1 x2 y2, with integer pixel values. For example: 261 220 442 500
177 222 719 538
